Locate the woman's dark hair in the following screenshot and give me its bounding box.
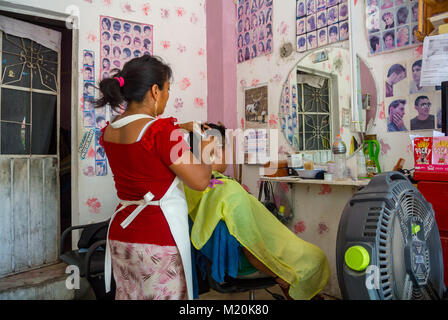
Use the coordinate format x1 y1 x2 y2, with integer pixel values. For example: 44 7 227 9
96 55 173 112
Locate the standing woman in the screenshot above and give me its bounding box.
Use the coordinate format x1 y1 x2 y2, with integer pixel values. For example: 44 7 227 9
96 55 214 300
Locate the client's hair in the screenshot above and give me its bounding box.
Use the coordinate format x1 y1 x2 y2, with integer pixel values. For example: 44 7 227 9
188 122 226 160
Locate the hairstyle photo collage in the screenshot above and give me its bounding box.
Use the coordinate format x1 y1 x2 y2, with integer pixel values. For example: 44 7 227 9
100 16 154 118
237 0 274 63
279 81 299 147
385 58 442 133
296 0 349 53
366 0 420 55
82 50 108 176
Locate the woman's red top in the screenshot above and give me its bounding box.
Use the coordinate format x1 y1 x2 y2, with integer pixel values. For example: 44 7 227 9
100 117 190 245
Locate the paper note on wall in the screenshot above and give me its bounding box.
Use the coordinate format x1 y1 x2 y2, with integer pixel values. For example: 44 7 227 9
420 33 448 86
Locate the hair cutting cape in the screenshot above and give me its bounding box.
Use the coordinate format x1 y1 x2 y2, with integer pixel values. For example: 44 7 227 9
184 171 330 300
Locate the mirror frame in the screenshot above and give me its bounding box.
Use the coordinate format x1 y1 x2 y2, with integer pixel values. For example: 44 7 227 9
278 44 350 156
277 46 379 160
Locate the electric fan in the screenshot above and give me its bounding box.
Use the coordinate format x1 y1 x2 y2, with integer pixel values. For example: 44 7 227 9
336 172 446 300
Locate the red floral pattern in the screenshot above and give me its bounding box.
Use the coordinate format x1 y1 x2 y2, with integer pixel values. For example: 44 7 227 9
110 240 187 300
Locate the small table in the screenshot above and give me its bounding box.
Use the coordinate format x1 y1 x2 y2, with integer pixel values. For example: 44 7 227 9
258 175 370 299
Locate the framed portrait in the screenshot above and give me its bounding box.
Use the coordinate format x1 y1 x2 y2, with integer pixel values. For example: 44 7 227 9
382 29 396 51
328 24 339 43
297 17 307 35
385 62 407 98
339 20 349 41
327 6 339 25
317 10 327 29
369 33 382 54
297 35 307 52
306 0 316 16
396 25 410 48
307 31 318 50
307 14 317 32
297 0 306 17
386 98 409 132
317 28 328 47
339 3 348 21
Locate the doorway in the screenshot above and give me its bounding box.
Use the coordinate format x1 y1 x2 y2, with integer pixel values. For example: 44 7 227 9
0 9 74 277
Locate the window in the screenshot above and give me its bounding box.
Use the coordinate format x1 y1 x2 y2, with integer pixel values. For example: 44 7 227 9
294 72 332 152
0 32 58 155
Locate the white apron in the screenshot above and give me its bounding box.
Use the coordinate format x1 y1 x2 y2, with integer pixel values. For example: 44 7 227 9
104 114 193 300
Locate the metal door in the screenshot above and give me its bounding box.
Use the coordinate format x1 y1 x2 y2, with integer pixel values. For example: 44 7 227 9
0 21 60 278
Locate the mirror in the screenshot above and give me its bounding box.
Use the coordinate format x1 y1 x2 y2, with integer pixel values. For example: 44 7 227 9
278 46 378 164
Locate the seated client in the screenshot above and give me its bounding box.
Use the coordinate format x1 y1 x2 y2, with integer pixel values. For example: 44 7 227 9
185 123 330 300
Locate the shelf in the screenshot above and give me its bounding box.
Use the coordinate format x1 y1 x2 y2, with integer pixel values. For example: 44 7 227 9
415 0 448 42
260 176 370 187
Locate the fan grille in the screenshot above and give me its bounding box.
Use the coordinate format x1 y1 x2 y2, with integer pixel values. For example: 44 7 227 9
364 180 434 299
338 173 444 300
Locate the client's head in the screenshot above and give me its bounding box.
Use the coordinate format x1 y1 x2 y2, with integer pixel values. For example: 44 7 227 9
189 122 228 173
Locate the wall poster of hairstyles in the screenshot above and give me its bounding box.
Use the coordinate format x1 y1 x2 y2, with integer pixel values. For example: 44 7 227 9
82 49 108 176
384 55 441 133
237 0 274 64
296 0 349 53
100 16 154 118
366 0 420 56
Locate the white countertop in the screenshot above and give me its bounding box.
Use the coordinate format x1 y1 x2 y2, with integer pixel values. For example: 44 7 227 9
260 175 370 187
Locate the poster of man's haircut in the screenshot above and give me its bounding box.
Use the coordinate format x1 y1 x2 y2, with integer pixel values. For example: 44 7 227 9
365 0 420 56
296 0 349 53
384 56 441 133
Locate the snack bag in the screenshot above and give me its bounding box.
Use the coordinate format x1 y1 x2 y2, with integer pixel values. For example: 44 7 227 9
414 137 432 166
432 137 448 165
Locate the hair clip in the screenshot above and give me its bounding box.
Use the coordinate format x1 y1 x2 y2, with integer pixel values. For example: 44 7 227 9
114 76 125 87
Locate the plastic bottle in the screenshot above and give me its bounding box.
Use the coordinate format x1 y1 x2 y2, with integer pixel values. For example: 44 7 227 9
356 150 367 179
332 134 347 180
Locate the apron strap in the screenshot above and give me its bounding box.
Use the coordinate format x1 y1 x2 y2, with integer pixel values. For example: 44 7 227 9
110 114 156 128
104 177 181 293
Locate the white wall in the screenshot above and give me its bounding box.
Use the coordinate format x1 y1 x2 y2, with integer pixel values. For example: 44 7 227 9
3 0 208 226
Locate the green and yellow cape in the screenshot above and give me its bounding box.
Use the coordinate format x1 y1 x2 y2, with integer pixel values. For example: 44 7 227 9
184 171 330 300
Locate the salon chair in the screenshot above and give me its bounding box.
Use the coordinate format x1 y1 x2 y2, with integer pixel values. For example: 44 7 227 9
60 220 116 300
